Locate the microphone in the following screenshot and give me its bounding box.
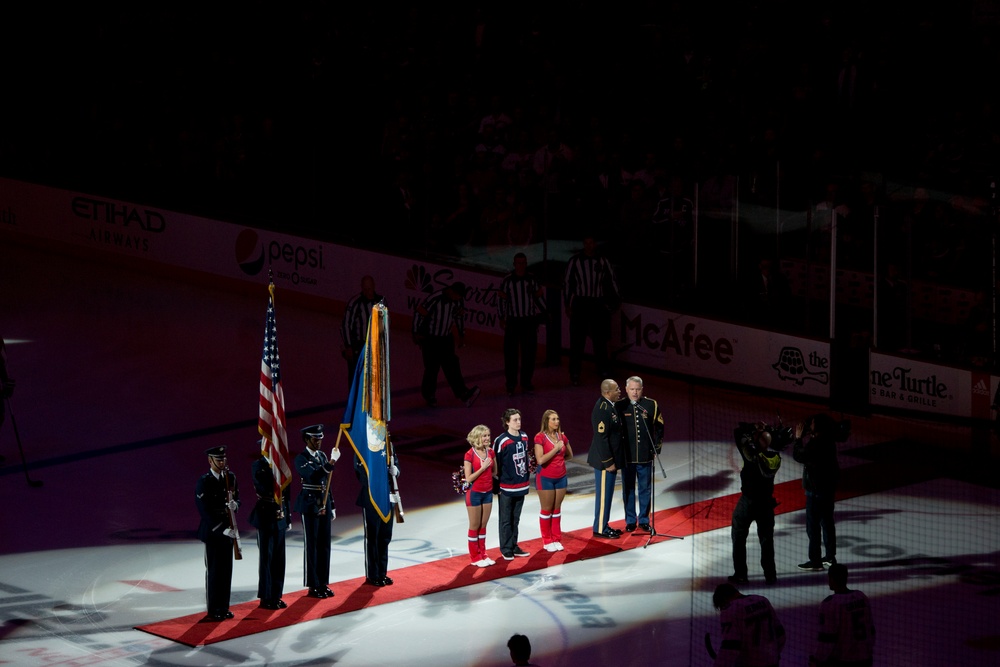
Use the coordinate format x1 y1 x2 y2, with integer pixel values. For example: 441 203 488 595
632 401 648 414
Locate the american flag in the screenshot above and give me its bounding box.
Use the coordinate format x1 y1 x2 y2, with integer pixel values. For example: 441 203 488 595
258 280 292 504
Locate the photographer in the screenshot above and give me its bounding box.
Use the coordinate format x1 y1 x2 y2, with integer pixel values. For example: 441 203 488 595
730 421 783 585
793 414 845 571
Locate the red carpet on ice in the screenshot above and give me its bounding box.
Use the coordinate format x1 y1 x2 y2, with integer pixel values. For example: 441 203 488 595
136 456 931 646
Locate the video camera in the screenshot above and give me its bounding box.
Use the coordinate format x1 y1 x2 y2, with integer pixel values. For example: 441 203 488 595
737 420 794 452
812 413 851 443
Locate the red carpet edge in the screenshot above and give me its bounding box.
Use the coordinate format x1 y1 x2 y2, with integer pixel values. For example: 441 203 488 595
135 458 930 646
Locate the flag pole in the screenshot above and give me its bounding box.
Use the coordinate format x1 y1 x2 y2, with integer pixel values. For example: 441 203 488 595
321 428 343 510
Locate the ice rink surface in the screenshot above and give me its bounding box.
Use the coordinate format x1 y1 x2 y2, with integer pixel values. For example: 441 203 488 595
1 240 998 666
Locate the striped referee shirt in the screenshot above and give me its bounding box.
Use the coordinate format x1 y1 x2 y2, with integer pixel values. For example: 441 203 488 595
413 290 465 338
563 252 620 309
497 271 546 320
340 292 382 349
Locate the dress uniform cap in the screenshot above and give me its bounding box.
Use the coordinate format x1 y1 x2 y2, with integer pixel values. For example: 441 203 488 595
205 445 227 458
301 424 325 439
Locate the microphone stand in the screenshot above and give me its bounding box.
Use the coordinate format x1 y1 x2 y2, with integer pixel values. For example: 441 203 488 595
634 401 682 547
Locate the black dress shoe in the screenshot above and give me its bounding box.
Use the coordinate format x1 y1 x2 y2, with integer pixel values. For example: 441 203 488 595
625 523 637 532
365 577 387 587
638 523 651 533
207 612 227 621
593 529 620 539
322 587 334 597
381 576 394 586
224 611 234 619
259 600 280 610
307 588 327 598
276 599 287 608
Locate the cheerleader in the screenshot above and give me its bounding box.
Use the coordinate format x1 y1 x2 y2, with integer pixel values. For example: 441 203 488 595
533 409 573 551
464 424 497 566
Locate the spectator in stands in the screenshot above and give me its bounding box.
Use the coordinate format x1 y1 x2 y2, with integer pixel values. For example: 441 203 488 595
960 288 993 368
740 257 791 330
876 261 908 352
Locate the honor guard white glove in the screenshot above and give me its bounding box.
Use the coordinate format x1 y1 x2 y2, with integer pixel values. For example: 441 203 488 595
330 509 337 521
330 448 342 462
389 492 400 504
389 464 400 477
227 499 238 511
223 528 239 539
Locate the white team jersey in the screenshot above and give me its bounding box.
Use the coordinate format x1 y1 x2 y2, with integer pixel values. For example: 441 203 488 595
814 590 876 664
715 594 786 667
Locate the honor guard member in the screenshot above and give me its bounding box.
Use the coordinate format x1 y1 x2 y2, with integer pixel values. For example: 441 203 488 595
340 275 383 386
616 376 663 532
589 379 623 539
250 443 291 610
730 422 781 585
497 253 547 396
563 234 621 385
712 583 786 667
294 424 340 598
355 443 399 586
195 446 240 621
412 282 480 408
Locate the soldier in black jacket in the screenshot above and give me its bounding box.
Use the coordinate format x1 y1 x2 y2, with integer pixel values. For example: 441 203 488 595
615 376 663 533
294 424 341 598
730 423 782 585
589 379 623 539
195 445 240 621
793 414 842 571
250 449 291 610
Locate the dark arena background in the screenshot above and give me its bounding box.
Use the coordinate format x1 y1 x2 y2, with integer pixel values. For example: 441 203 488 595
2 3 1000 666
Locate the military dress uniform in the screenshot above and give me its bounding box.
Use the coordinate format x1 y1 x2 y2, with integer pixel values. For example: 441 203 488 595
588 393 623 537
616 396 663 530
195 445 240 620
355 451 398 586
294 425 337 598
249 454 291 609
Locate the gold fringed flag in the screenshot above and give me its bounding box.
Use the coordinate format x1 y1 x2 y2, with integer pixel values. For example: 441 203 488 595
341 304 394 521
